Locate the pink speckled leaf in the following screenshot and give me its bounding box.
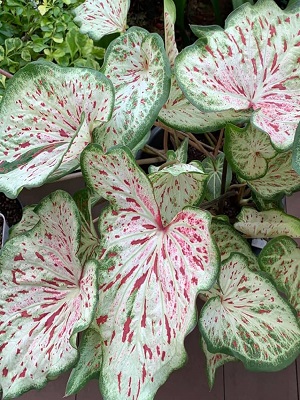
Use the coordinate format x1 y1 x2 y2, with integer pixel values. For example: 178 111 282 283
81 144 219 400
73 0 130 41
199 253 300 371
149 162 208 225
175 0 300 149
259 236 300 319
0 62 114 198
94 27 171 152
0 190 98 399
9 206 39 239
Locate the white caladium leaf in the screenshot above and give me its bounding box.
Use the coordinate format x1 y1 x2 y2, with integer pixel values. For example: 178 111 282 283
175 0 300 150
199 253 300 371
9 206 39 240
224 124 277 180
0 62 114 198
0 190 99 399
201 337 236 390
247 151 300 199
66 328 103 395
73 0 130 41
202 153 232 201
94 27 171 152
259 236 300 319
234 207 300 238
149 162 208 225
81 144 219 400
164 0 178 68
159 74 251 133
210 219 259 270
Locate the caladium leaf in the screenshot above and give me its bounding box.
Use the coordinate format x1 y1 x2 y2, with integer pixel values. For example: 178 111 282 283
159 74 251 133
0 62 114 198
164 0 178 68
292 122 300 175
81 144 219 400
202 153 232 201
251 191 285 212
259 236 300 319
66 328 103 395
199 253 300 371
9 206 39 240
201 337 236 390
175 0 300 150
94 27 171 152
224 124 277 180
0 190 99 399
210 219 259 270
149 162 208 225
234 207 300 238
73 0 130 41
246 151 300 199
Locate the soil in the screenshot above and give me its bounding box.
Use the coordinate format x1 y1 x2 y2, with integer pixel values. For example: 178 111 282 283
0 193 22 247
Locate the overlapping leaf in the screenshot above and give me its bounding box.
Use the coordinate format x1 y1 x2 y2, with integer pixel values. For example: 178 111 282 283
246 151 300 199
9 206 39 239
0 191 99 399
259 236 300 319
94 27 171 152
0 62 114 198
199 253 300 371
234 207 300 238
149 162 208 225
73 0 130 41
224 124 277 180
81 144 219 400
202 153 232 201
175 0 300 149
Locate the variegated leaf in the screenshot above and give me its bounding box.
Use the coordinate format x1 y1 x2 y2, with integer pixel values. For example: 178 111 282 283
201 337 236 390
159 74 251 133
292 121 300 175
0 62 114 198
148 139 190 174
259 236 300 319
94 28 171 152
81 144 219 400
0 191 99 399
66 328 103 395
9 206 39 240
234 207 300 238
246 151 300 199
224 123 277 180
164 0 178 68
149 162 208 225
199 253 300 371
202 153 232 201
73 0 130 41
175 0 300 149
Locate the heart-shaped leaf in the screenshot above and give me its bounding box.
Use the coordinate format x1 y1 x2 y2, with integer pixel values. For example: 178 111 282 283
81 144 219 400
259 236 300 319
0 62 114 198
199 253 300 371
246 151 300 199
224 124 277 180
149 162 208 225
202 153 232 201
94 28 171 152
66 328 103 395
0 190 99 399
234 207 300 238
9 206 39 240
175 0 300 149
73 0 130 41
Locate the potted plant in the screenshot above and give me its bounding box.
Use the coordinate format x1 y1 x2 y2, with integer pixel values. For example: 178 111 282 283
0 0 299 399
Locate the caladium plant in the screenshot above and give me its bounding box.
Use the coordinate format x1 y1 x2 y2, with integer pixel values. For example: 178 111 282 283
0 0 300 399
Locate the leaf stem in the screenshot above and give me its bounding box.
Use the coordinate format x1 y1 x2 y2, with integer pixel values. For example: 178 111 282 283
0 69 13 79
201 190 237 210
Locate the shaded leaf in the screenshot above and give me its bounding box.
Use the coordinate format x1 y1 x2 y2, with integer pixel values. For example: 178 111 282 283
202 153 232 201
9 206 39 240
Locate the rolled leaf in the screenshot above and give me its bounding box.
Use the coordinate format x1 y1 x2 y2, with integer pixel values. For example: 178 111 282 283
259 236 300 319
234 207 300 238
94 28 171 152
199 253 300 371
175 0 300 149
0 191 99 399
73 0 130 41
164 0 178 68
0 62 114 198
81 144 219 400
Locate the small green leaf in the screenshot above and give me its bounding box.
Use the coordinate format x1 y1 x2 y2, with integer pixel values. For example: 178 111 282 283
292 121 300 175
202 153 232 201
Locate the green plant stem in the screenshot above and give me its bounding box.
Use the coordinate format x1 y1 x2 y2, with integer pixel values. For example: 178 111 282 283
219 157 228 213
136 157 164 165
204 132 216 148
0 69 13 79
214 128 224 157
